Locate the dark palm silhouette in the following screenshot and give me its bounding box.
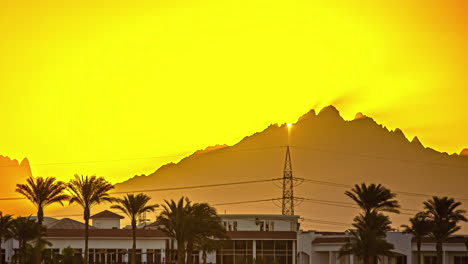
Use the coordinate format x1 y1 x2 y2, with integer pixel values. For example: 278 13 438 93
401 212 433 264
339 212 394 264
157 197 192 264
0 212 13 264
345 183 400 215
157 197 226 264
15 176 69 225
185 202 226 264
9 217 46 264
61 246 83 264
111 193 159 264
196 237 223 264
340 183 400 264
424 196 467 264
28 236 52 264
67 175 114 264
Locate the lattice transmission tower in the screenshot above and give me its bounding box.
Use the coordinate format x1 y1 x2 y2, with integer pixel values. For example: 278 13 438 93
281 145 295 215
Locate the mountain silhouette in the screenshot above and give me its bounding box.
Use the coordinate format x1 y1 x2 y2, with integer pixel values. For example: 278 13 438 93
110 105 468 231
0 155 32 195
0 155 33 214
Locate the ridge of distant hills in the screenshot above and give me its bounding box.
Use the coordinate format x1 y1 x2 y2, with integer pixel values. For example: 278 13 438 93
2 106 468 231
0 156 32 196
110 105 468 231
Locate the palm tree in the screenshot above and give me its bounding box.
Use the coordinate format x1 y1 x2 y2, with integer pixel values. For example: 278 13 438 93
111 193 159 264
339 212 394 264
340 183 400 264
157 197 192 264
61 246 83 264
29 237 52 264
196 237 223 264
9 217 46 264
157 197 227 264
423 196 467 264
401 212 433 264
67 174 114 264
185 202 226 264
345 183 400 215
0 212 13 264
16 176 70 226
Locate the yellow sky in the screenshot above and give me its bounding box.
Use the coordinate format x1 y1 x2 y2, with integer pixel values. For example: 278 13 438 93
1 0 467 183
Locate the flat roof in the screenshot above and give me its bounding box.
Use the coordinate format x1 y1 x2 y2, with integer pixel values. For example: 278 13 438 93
220 214 300 219
47 229 168 238
227 231 297 239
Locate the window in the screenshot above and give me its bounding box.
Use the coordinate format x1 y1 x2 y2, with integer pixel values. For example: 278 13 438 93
290 222 297 231
396 255 407 264
424 256 437 264
260 221 274 231
455 257 468 264
148 249 162 264
224 221 238 231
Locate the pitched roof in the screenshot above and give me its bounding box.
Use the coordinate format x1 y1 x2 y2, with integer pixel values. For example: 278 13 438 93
29 216 59 226
46 228 168 238
90 210 124 219
144 220 164 229
46 218 96 230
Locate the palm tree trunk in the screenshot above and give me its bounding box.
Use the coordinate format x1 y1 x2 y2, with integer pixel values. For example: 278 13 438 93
177 240 186 264
36 206 44 264
37 207 44 226
132 219 137 264
417 240 422 264
365 255 372 264
84 208 90 264
186 240 193 264
436 241 443 264
36 207 43 264
202 250 207 264
21 240 27 264
0 237 3 264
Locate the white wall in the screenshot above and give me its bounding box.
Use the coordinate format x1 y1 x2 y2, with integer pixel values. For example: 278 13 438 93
386 232 413 264
1 237 166 263
220 215 299 231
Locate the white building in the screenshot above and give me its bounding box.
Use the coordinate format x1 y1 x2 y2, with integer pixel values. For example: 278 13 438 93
1 211 467 264
211 214 300 264
297 230 468 264
1 211 169 264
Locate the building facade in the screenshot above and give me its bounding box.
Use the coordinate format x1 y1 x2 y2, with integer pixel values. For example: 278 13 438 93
1 211 467 264
212 214 300 264
297 230 468 264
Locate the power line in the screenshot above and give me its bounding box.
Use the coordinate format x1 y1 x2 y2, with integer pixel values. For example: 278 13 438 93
0 153 190 168
297 177 468 202
0 197 25 201
110 178 282 194
0 146 286 168
299 197 414 216
290 145 468 170
213 198 282 206
0 178 283 200
300 217 350 227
